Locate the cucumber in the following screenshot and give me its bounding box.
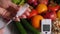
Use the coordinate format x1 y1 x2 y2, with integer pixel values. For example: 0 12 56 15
21 19 40 34
15 21 27 34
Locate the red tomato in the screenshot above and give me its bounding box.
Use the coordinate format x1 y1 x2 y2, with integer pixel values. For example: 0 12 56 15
28 9 38 18
44 11 57 20
27 0 37 4
48 5 59 12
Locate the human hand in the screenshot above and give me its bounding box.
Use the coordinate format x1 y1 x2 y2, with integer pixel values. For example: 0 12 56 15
0 29 4 34
0 0 18 9
14 8 31 21
0 6 31 21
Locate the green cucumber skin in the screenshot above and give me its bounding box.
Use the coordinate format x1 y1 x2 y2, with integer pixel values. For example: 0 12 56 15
15 22 27 34
21 19 40 34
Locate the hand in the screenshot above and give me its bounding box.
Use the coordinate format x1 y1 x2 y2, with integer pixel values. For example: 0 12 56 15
0 29 4 34
0 7 11 20
14 8 31 21
0 0 18 9
0 6 31 21
0 0 31 21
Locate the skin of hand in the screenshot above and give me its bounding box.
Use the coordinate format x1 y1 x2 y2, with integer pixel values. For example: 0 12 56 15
0 0 31 21
0 7 30 34
14 8 31 21
0 7 18 21
0 0 30 33
0 0 19 21
0 8 30 34
0 0 18 9
0 29 4 34
0 6 31 21
0 7 12 21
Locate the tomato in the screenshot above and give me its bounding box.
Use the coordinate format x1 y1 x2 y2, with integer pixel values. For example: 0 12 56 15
38 0 48 5
36 4 48 14
27 0 37 4
44 11 57 20
28 9 38 18
31 15 44 29
48 4 59 12
27 0 38 7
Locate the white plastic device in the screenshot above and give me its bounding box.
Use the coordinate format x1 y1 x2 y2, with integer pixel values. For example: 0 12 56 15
41 19 52 34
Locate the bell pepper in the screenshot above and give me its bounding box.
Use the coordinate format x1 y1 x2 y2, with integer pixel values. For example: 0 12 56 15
28 9 38 18
48 4 59 12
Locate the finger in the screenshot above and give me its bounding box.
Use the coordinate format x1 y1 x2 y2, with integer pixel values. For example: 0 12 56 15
0 7 8 17
13 17 20 21
21 15 27 18
0 7 5 15
23 8 31 16
0 7 11 21
26 8 31 12
18 16 22 19
25 11 30 16
10 2 19 10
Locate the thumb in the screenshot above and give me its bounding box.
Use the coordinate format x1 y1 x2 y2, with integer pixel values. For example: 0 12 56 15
13 17 20 22
10 2 19 10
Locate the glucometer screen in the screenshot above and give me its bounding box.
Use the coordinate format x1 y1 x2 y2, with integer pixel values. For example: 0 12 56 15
43 25 50 31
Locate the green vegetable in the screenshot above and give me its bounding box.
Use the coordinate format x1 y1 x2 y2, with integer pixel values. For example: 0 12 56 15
12 0 25 5
12 0 20 5
21 19 40 34
19 0 25 5
15 21 27 34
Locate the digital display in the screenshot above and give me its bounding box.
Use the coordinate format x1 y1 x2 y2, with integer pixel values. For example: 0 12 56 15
43 25 50 31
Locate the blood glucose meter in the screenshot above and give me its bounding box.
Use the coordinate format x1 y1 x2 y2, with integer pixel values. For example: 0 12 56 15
41 19 52 34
